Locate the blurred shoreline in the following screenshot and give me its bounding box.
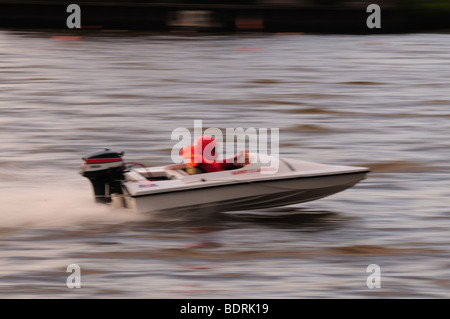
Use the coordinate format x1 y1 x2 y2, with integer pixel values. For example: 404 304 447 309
0 0 449 34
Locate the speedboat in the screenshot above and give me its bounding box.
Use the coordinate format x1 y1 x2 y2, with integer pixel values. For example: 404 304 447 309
80 149 369 214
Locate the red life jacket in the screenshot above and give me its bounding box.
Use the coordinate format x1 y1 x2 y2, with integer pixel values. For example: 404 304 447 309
180 136 235 172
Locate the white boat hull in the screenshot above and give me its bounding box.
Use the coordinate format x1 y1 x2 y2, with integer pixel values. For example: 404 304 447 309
123 170 367 214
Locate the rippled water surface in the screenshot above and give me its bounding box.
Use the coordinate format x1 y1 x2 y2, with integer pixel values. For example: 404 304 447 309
1 31 449 298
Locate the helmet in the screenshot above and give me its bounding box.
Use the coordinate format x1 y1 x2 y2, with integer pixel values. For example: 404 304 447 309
181 136 217 165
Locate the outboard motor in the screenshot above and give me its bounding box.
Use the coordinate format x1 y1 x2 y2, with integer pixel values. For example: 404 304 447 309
80 149 125 203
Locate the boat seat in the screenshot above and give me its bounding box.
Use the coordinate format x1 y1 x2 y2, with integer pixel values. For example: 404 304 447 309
185 165 206 175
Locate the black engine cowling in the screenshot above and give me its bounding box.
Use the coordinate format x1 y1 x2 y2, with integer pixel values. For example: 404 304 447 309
80 149 125 203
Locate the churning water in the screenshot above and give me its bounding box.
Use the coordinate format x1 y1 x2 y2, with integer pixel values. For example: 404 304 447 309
0 30 449 298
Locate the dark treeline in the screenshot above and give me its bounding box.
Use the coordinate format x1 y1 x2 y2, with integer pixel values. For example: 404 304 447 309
0 0 449 33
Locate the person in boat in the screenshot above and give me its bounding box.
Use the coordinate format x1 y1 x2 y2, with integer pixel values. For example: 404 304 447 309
180 136 249 174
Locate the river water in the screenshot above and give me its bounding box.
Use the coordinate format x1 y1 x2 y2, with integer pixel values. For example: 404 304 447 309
0 31 449 298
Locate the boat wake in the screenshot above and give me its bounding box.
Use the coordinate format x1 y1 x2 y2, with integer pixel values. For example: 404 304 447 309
0 182 145 229
0 175 352 231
